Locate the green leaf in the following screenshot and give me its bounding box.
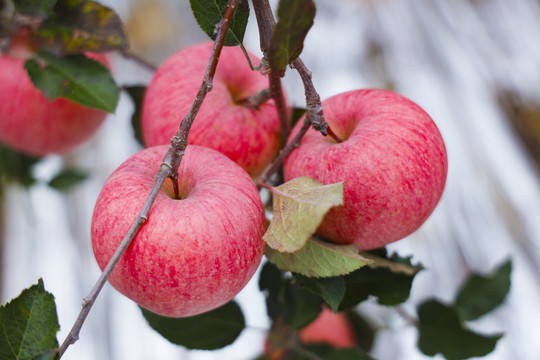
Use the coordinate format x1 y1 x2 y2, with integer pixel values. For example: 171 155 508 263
264 177 344 253
417 300 502 360
0 279 60 360
258 262 323 330
124 85 146 147
189 0 249 46
455 259 512 321
268 0 315 75
48 168 87 191
33 0 128 55
296 275 345 312
259 261 284 321
266 239 371 278
12 0 57 19
25 50 119 112
140 301 245 350
284 281 322 330
338 253 422 310
0 144 41 187
345 310 375 352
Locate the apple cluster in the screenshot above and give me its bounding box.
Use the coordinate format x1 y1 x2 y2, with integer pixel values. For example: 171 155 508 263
1 36 447 318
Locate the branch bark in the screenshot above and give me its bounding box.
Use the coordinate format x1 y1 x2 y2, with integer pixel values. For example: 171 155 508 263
57 0 240 356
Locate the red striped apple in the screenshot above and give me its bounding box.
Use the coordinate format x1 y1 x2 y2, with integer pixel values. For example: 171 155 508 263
265 307 357 359
0 31 109 156
142 41 282 178
91 145 266 317
284 89 447 250
299 307 357 348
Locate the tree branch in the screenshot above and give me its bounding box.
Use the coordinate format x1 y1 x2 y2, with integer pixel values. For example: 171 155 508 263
57 0 240 356
251 0 342 184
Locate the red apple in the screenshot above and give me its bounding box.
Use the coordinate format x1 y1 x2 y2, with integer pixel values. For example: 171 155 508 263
264 308 357 359
0 31 109 156
299 307 357 348
91 145 266 317
283 89 447 250
142 41 282 178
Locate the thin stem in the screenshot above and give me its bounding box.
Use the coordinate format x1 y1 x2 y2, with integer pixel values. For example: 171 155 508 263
251 0 342 185
270 72 291 145
396 306 419 327
238 88 271 109
251 0 291 145
327 125 344 143
119 49 157 72
259 118 310 185
57 0 240 357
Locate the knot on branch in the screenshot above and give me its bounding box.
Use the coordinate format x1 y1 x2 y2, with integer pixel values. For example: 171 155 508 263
307 104 328 136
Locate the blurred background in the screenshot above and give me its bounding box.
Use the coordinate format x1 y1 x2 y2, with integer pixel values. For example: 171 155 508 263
2 0 540 359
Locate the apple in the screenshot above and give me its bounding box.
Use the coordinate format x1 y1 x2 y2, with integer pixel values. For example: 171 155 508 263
142 41 283 178
283 89 447 250
299 307 357 348
91 144 266 317
264 308 357 359
0 31 109 156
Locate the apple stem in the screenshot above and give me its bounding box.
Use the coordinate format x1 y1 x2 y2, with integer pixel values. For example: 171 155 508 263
327 125 344 143
57 1 240 357
239 88 272 109
168 172 180 200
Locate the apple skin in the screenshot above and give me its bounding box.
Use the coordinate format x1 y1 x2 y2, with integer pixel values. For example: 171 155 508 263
0 32 109 156
283 89 447 250
299 307 357 348
142 41 282 178
91 145 266 317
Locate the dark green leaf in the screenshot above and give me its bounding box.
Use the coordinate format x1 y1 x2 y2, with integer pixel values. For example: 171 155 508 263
189 0 249 46
0 144 41 186
124 85 146 146
259 261 284 320
25 50 119 112
345 310 375 352
284 281 323 330
296 275 345 312
33 0 128 55
48 168 87 191
259 262 322 330
140 301 245 350
338 254 422 310
455 259 512 321
268 0 315 75
13 0 56 19
0 279 60 360
418 300 502 360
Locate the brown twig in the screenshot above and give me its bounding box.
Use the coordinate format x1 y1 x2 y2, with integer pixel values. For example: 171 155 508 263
252 0 291 145
238 88 272 109
251 0 342 185
259 118 311 185
57 0 240 357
